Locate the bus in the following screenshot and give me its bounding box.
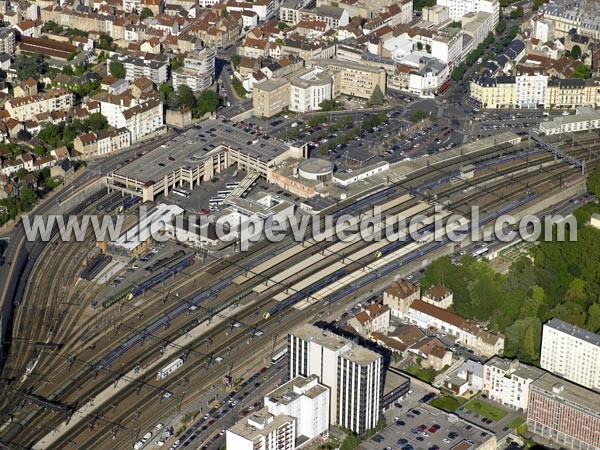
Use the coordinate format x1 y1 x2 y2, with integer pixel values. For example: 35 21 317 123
217 190 233 197
471 247 489 258
271 347 288 364
209 198 223 205
172 188 191 198
226 182 240 189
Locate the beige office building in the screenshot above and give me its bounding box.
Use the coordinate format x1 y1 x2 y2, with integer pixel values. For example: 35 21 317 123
253 79 291 118
310 59 386 99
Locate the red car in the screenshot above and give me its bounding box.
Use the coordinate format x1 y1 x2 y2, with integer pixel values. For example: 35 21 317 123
418 424 427 431
259 367 267 373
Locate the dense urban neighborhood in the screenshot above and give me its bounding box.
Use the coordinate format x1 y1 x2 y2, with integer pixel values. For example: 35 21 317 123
0 0 600 449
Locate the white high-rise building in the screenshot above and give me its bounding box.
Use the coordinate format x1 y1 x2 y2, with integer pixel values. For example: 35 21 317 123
172 46 217 93
264 375 330 441
436 0 499 26
226 408 296 450
288 324 383 434
540 318 600 391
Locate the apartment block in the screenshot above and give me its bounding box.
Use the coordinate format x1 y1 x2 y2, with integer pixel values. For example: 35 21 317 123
528 373 600 450
399 300 505 357
383 279 420 317
346 303 391 338
545 78 600 109
74 128 132 158
6 88 73 122
540 318 600 391
123 98 164 143
310 59 386 100
0 27 16 54
422 284 453 309
253 78 291 118
264 375 329 441
436 0 499 26
288 324 383 434
483 357 544 411
172 46 216 93
462 11 494 50
226 408 296 450
108 54 169 86
540 0 600 39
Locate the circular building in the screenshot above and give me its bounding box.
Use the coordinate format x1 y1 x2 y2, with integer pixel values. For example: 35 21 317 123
298 158 334 182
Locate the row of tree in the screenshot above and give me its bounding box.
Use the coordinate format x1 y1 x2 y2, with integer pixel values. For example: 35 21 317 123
158 84 220 118
37 113 109 150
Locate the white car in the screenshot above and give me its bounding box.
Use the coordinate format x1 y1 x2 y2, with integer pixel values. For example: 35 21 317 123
156 440 165 447
134 442 144 450
155 423 164 431
142 432 153 443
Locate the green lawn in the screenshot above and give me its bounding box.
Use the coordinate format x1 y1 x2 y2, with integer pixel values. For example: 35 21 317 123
463 399 508 421
403 364 437 383
508 417 525 429
429 396 462 412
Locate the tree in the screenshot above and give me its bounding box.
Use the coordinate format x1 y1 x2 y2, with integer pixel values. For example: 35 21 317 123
573 63 591 79
17 130 32 141
425 44 431 53
170 56 184 71
451 63 467 81
109 61 126 79
13 54 47 81
195 90 219 117
167 91 180 110
97 34 114 51
519 319 541 363
510 6 524 18
159 82 174 103
449 21 461 29
586 303 600 333
495 20 507 34
369 85 385 106
587 165 600 198
62 65 74 75
140 7 154 20
278 21 287 31
86 113 109 131
571 44 582 60
19 187 37 211
177 85 196 109
319 99 341 111
412 110 428 122
230 54 241 69
416 42 423 51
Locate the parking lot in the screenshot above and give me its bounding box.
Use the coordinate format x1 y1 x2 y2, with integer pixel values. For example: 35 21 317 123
363 403 495 450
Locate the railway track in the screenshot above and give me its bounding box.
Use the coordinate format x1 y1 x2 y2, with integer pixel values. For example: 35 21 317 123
27 150 596 446
1 137 597 448
56 153 597 450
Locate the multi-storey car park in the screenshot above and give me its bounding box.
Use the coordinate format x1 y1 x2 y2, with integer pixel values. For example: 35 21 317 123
2 128 600 450
107 120 308 202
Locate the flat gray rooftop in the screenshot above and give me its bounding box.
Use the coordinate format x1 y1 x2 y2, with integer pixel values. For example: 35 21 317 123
545 318 600 347
532 372 600 414
291 323 352 352
114 120 291 183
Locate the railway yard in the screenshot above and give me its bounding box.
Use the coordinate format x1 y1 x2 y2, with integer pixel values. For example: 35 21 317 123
0 129 598 450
